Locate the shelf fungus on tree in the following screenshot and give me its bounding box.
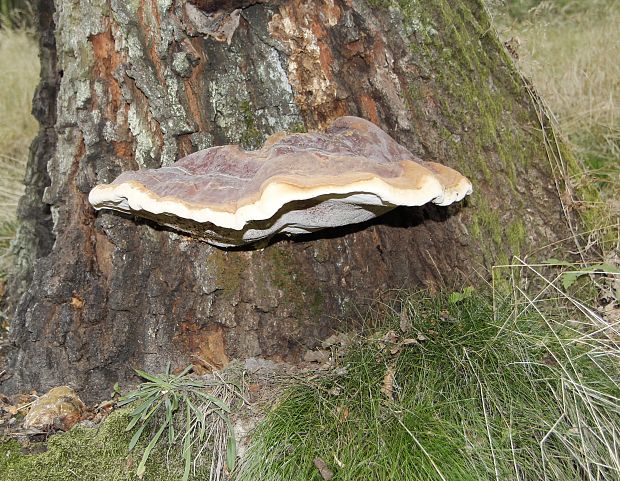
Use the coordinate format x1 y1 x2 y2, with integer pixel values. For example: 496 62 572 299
88 116 473 247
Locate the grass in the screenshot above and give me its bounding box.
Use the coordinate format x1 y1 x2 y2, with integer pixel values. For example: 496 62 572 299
0 2 33 30
520 5 617 165
492 1 620 202
119 365 243 481
489 0 618 22
235 288 620 481
0 24 38 277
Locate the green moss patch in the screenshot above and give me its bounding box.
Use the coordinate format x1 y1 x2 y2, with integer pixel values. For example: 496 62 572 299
0 410 200 481
209 249 247 297
262 246 324 318
239 100 265 151
391 0 557 259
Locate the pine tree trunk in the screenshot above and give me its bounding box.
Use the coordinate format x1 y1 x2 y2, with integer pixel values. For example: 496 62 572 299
4 0 568 401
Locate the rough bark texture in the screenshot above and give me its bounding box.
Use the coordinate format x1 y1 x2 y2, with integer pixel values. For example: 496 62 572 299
4 0 567 402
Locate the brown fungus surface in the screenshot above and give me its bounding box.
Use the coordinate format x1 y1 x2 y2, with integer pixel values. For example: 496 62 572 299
89 116 472 246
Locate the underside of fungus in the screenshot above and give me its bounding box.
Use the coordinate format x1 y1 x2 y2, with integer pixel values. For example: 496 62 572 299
88 116 473 247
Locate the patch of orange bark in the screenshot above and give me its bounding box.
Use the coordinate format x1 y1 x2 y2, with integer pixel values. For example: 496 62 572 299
90 26 124 117
176 321 230 373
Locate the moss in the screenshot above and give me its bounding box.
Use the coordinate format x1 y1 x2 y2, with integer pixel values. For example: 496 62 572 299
239 100 264 150
507 218 526 253
266 247 296 291
208 245 325 319
470 199 502 247
263 246 325 319
289 122 307 133
0 410 193 481
208 249 247 297
394 0 550 258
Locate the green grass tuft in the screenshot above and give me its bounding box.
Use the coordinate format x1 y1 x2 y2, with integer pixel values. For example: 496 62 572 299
119 365 242 481
235 291 620 480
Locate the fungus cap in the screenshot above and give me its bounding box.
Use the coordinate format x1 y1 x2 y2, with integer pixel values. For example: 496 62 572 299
88 116 472 247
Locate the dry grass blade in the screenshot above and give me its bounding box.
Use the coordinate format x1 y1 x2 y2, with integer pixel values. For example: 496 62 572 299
380 363 395 400
493 257 620 479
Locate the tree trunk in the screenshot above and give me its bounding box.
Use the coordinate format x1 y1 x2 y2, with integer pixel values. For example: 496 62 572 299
4 0 569 401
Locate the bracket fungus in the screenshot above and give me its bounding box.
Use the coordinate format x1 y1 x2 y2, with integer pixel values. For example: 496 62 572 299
89 117 472 247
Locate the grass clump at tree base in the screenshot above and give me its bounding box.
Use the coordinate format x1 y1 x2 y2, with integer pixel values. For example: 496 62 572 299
235 290 620 481
1 290 618 480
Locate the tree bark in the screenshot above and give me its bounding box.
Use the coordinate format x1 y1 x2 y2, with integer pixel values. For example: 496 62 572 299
4 0 568 401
